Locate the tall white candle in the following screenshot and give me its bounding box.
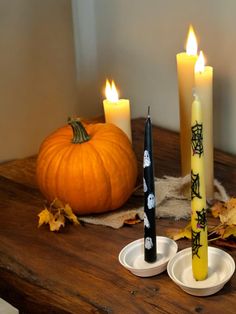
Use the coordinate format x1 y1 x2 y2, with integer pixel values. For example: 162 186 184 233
195 51 214 199
176 25 198 176
103 80 132 142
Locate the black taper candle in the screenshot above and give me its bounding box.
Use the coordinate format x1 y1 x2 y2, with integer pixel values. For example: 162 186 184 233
143 106 157 263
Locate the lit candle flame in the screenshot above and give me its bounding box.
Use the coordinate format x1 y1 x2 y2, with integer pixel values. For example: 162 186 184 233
105 79 119 102
186 25 198 56
195 50 205 73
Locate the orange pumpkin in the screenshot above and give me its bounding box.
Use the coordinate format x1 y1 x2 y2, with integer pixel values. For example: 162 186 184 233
36 118 138 215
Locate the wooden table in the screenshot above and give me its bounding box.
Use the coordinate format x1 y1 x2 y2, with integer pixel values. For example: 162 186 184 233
0 118 235 314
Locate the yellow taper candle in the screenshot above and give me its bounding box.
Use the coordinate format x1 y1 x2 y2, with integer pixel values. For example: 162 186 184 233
103 80 132 142
195 51 214 200
191 93 208 281
177 25 198 176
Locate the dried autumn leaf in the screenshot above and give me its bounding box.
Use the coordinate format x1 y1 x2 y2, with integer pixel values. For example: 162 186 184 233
38 198 79 231
226 197 236 210
124 217 141 225
222 225 236 239
64 204 79 225
217 227 226 237
38 208 51 228
219 206 236 225
49 211 65 232
51 198 64 209
167 222 192 241
211 201 224 218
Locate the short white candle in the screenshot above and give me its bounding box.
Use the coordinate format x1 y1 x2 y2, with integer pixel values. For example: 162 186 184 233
103 80 132 142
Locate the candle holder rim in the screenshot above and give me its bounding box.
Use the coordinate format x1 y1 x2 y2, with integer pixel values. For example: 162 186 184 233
167 246 235 296
118 236 178 277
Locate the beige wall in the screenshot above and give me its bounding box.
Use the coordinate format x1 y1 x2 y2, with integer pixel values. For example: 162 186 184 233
0 0 78 162
72 0 236 155
1 0 235 160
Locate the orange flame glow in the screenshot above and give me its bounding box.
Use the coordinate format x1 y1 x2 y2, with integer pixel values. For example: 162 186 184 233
105 79 119 102
195 51 205 73
186 25 198 56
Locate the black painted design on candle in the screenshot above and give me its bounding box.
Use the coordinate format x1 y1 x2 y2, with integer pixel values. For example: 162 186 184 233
145 237 153 250
147 193 155 209
143 178 148 193
195 208 207 231
191 170 202 200
144 213 150 229
192 229 202 258
143 150 151 168
191 121 204 157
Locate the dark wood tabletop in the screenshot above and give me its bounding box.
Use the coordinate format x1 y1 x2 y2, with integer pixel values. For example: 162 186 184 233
0 118 235 314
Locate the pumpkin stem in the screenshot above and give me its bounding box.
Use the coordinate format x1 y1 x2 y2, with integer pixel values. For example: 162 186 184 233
68 117 90 144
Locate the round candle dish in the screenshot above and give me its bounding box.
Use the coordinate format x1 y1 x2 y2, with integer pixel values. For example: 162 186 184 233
118 236 178 277
167 247 235 296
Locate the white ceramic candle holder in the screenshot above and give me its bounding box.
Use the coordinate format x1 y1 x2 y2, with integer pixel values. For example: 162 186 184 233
167 246 235 296
118 236 178 277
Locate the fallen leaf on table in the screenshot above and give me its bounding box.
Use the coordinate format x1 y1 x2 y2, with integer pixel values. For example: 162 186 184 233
169 198 236 244
211 201 224 218
211 198 236 224
38 208 52 228
49 211 65 231
64 204 80 225
52 198 64 209
219 200 236 225
167 222 192 240
226 197 236 209
222 225 236 239
124 217 141 225
38 198 79 232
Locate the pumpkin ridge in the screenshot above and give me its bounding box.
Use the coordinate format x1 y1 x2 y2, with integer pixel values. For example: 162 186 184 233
92 131 131 149
38 124 79 155
38 144 72 201
89 140 135 209
86 126 137 205
67 141 112 213
91 136 137 180
54 144 77 204
37 144 60 194
87 141 112 209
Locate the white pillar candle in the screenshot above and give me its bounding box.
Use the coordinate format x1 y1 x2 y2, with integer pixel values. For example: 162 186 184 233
195 51 214 200
103 80 132 142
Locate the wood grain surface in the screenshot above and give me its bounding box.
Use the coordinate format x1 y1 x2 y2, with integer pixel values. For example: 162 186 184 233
0 118 235 314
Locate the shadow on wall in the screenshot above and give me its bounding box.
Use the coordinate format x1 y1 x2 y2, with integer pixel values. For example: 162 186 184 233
213 74 232 152
76 79 103 118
